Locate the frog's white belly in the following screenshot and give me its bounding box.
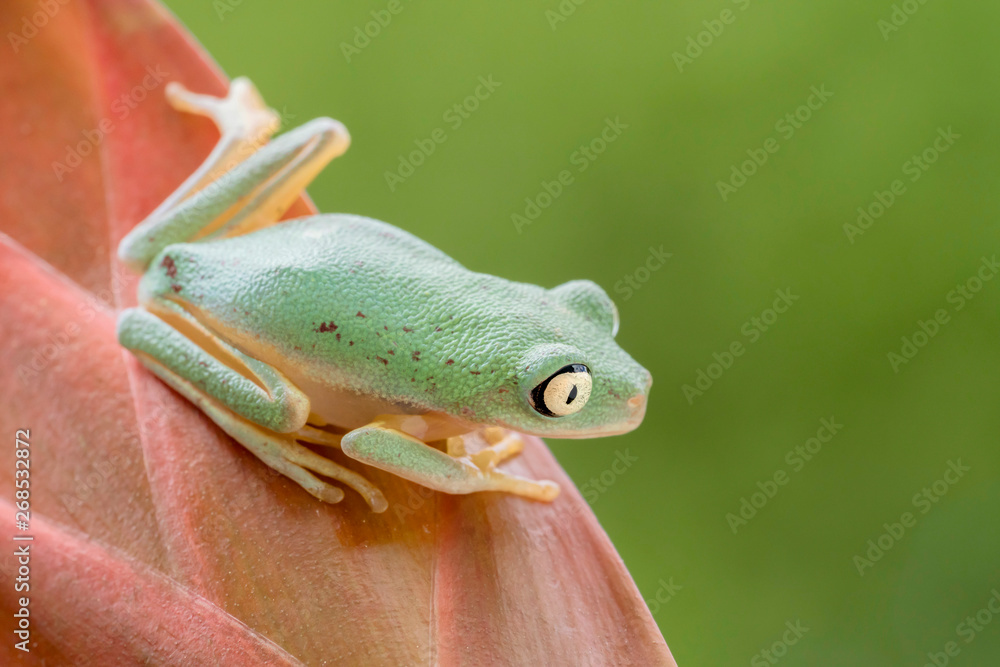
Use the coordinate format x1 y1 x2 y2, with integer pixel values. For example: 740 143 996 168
288 373 423 430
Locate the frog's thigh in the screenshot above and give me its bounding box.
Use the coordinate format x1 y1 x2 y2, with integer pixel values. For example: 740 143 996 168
118 307 309 432
117 308 387 511
341 425 560 502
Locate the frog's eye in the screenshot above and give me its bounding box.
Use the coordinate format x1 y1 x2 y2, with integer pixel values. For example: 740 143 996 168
529 364 592 417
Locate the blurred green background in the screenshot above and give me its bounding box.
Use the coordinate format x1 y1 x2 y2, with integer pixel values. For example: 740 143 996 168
164 1 1000 663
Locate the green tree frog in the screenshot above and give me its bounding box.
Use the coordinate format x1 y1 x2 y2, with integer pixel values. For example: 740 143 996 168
116 78 651 513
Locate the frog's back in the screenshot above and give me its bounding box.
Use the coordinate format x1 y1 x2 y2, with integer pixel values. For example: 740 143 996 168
209 214 461 277
141 214 549 407
145 214 467 333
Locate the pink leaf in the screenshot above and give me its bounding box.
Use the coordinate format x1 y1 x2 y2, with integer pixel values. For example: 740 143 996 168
0 0 675 664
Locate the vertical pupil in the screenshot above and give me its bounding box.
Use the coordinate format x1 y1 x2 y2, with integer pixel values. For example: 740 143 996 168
566 385 578 405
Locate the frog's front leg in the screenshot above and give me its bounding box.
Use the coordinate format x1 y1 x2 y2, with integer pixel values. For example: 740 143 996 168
117 304 388 512
468 427 527 472
341 422 560 502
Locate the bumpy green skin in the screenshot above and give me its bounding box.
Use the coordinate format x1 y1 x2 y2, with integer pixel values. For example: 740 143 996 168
140 214 650 437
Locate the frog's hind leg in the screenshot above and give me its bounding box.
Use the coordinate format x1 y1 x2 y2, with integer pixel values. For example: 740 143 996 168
118 77 350 271
170 374 386 512
117 304 387 512
295 424 345 448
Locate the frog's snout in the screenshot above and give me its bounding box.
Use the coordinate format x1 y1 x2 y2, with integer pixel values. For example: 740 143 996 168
625 369 652 421
640 368 653 392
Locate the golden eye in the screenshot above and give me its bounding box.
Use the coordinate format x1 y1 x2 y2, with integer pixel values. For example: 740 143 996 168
530 364 592 417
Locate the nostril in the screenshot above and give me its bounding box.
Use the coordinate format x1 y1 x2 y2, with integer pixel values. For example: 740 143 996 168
628 394 645 410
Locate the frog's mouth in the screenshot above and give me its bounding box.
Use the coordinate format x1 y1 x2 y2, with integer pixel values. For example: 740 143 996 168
503 391 648 439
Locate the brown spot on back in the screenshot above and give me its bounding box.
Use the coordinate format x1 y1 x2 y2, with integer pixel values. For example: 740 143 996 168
314 322 338 333
412 351 421 361
161 255 177 278
375 355 389 366
470 371 481 375
445 359 454 365
356 311 366 318
170 284 182 293
403 326 414 333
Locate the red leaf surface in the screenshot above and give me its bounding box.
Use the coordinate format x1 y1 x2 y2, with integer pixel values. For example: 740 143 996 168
0 0 676 664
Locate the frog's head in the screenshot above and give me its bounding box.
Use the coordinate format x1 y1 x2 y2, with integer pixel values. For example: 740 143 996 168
487 280 652 439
